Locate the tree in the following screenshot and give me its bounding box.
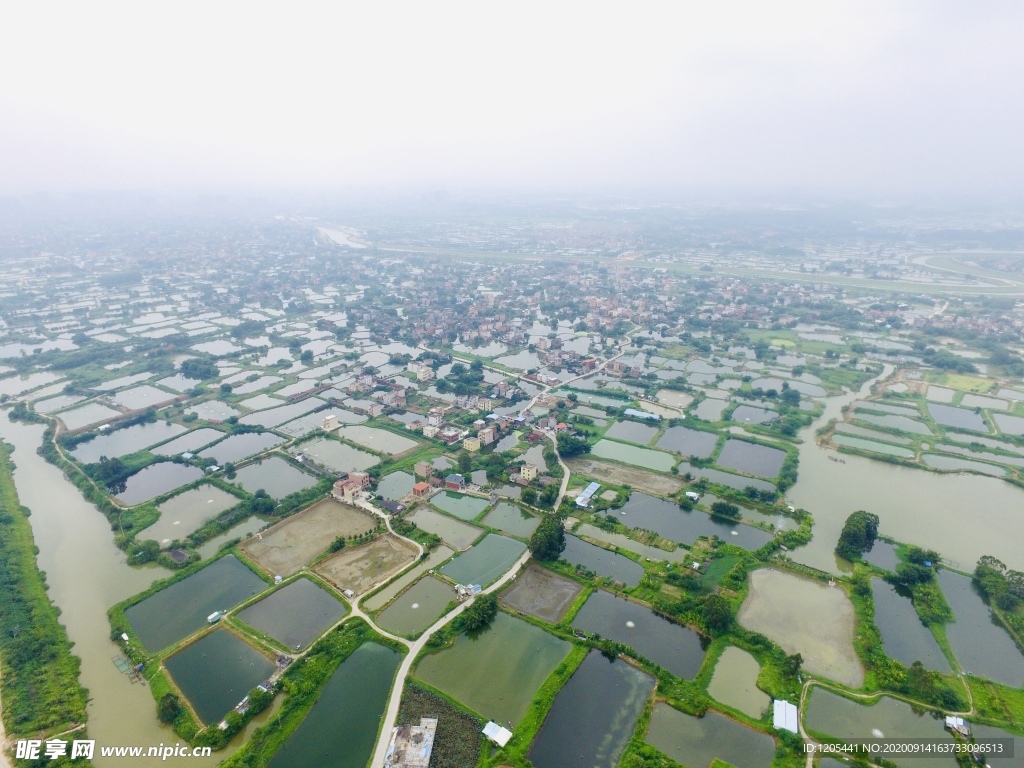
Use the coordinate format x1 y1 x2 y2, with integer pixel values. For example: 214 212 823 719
329 536 346 553
157 693 182 724
460 593 498 632
457 451 472 475
529 515 566 561
300 349 314 363
556 433 591 457
702 594 732 632
180 356 219 381
710 501 740 520
835 510 880 561
782 653 803 677
521 487 538 505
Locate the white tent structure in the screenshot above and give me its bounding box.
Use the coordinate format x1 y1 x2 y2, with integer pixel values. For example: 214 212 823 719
482 721 513 747
773 700 799 734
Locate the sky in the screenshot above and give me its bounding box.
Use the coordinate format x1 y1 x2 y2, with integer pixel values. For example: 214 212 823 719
1 1 1022 195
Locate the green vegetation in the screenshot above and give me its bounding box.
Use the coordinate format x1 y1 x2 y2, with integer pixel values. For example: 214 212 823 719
974 555 1024 640
0 441 88 736
529 514 566 561
397 684 482 768
457 593 498 632
835 510 879 561
180 356 219 381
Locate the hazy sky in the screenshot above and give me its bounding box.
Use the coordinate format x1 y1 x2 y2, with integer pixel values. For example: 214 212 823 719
2 1 1022 194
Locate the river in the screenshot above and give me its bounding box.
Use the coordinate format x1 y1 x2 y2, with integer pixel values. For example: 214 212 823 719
788 365 1024 574
0 420 266 767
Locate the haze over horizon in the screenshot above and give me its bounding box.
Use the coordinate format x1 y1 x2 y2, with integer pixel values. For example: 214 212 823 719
2 1 1022 197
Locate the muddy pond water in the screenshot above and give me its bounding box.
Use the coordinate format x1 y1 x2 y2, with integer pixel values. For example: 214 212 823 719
439 533 526 586
232 456 319 499
707 646 770 718
646 703 776 768
236 577 347 651
481 501 539 538
375 575 453 636
143 483 241 544
430 491 490 520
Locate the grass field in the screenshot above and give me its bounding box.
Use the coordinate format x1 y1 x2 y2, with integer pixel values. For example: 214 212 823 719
929 373 994 393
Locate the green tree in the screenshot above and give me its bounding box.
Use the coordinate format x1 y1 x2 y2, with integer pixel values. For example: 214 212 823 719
835 510 880 561
157 693 182 724
782 653 803 677
556 433 591 457
529 515 566 561
702 594 732 632
521 487 538 505
460 593 498 631
710 501 740 520
457 451 472 475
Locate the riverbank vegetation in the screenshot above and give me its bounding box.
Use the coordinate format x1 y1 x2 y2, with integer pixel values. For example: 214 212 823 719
0 440 88 737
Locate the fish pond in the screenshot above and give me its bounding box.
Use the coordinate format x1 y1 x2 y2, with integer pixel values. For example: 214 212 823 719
922 453 1006 476
927 403 989 432
375 576 453 636
232 456 319 499
573 590 706 679
408 506 482 550
853 413 932 435
481 501 539 539
116 462 205 506
618 492 772 550
152 428 225 456
604 420 659 445
439 534 526 587
560 534 644 586
832 434 916 458
656 425 718 458
861 539 900 572
236 578 347 651
591 439 676 471
730 405 777 425
291 437 378 473
707 646 770 718
377 470 415 500
165 629 276 725
70 421 186 464
416 612 570 725
716 439 786 477
645 703 776 768
499 563 583 623
198 432 285 465
871 580 950 672
125 555 267 651
528 651 654 768
335 425 419 456
806 689 956 768
677 462 776 493
57 402 123 431
268 642 401 768
430 491 490 521
144 484 241 544
937 569 1024 687
737 569 863 687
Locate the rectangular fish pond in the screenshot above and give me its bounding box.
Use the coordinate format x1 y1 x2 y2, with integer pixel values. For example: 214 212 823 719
115 462 205 506
560 534 644 587
374 576 454 636
125 555 267 652
438 533 526 587
236 577 348 651
572 589 706 679
617 492 772 550
430 491 491 521
414 612 571 726
528 651 655 768
268 642 401 768
481 501 540 539
164 628 276 726
646 702 776 768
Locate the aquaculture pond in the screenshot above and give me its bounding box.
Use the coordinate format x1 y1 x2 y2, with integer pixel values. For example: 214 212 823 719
591 439 676 471
871 580 950 672
927 403 988 432
70 421 187 464
834 422 914 444
197 516 263 560
730 405 777 425
164 629 275 725
439 534 526 587
198 432 285 465
572 590 706 679
236 578 347 651
57 402 123 431
528 651 655 768
604 420 659 445
560 534 644 587
291 437 378 473
716 438 786 478
806 689 956 768
125 555 267 651
232 456 319 499
656 425 718 458
375 576 453 636
145 484 241 544
861 539 900 571
832 434 916 458
737 569 863 687
694 398 728 421
937 569 1024 687
499 563 583 623
707 646 770 718
574 524 687 563
618 492 772 550
922 453 1006 476
994 412 1024 436
677 461 776 493
268 642 401 768
430 491 490 521
115 462 205 506
152 428 225 456
407 507 481 550
646 703 776 768
416 612 570 726
335 424 419 455
481 501 539 539
853 412 932 435
375 470 414 501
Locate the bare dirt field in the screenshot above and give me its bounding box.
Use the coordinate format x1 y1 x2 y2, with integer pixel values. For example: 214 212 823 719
567 458 684 497
314 534 418 595
499 563 583 623
242 497 376 577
